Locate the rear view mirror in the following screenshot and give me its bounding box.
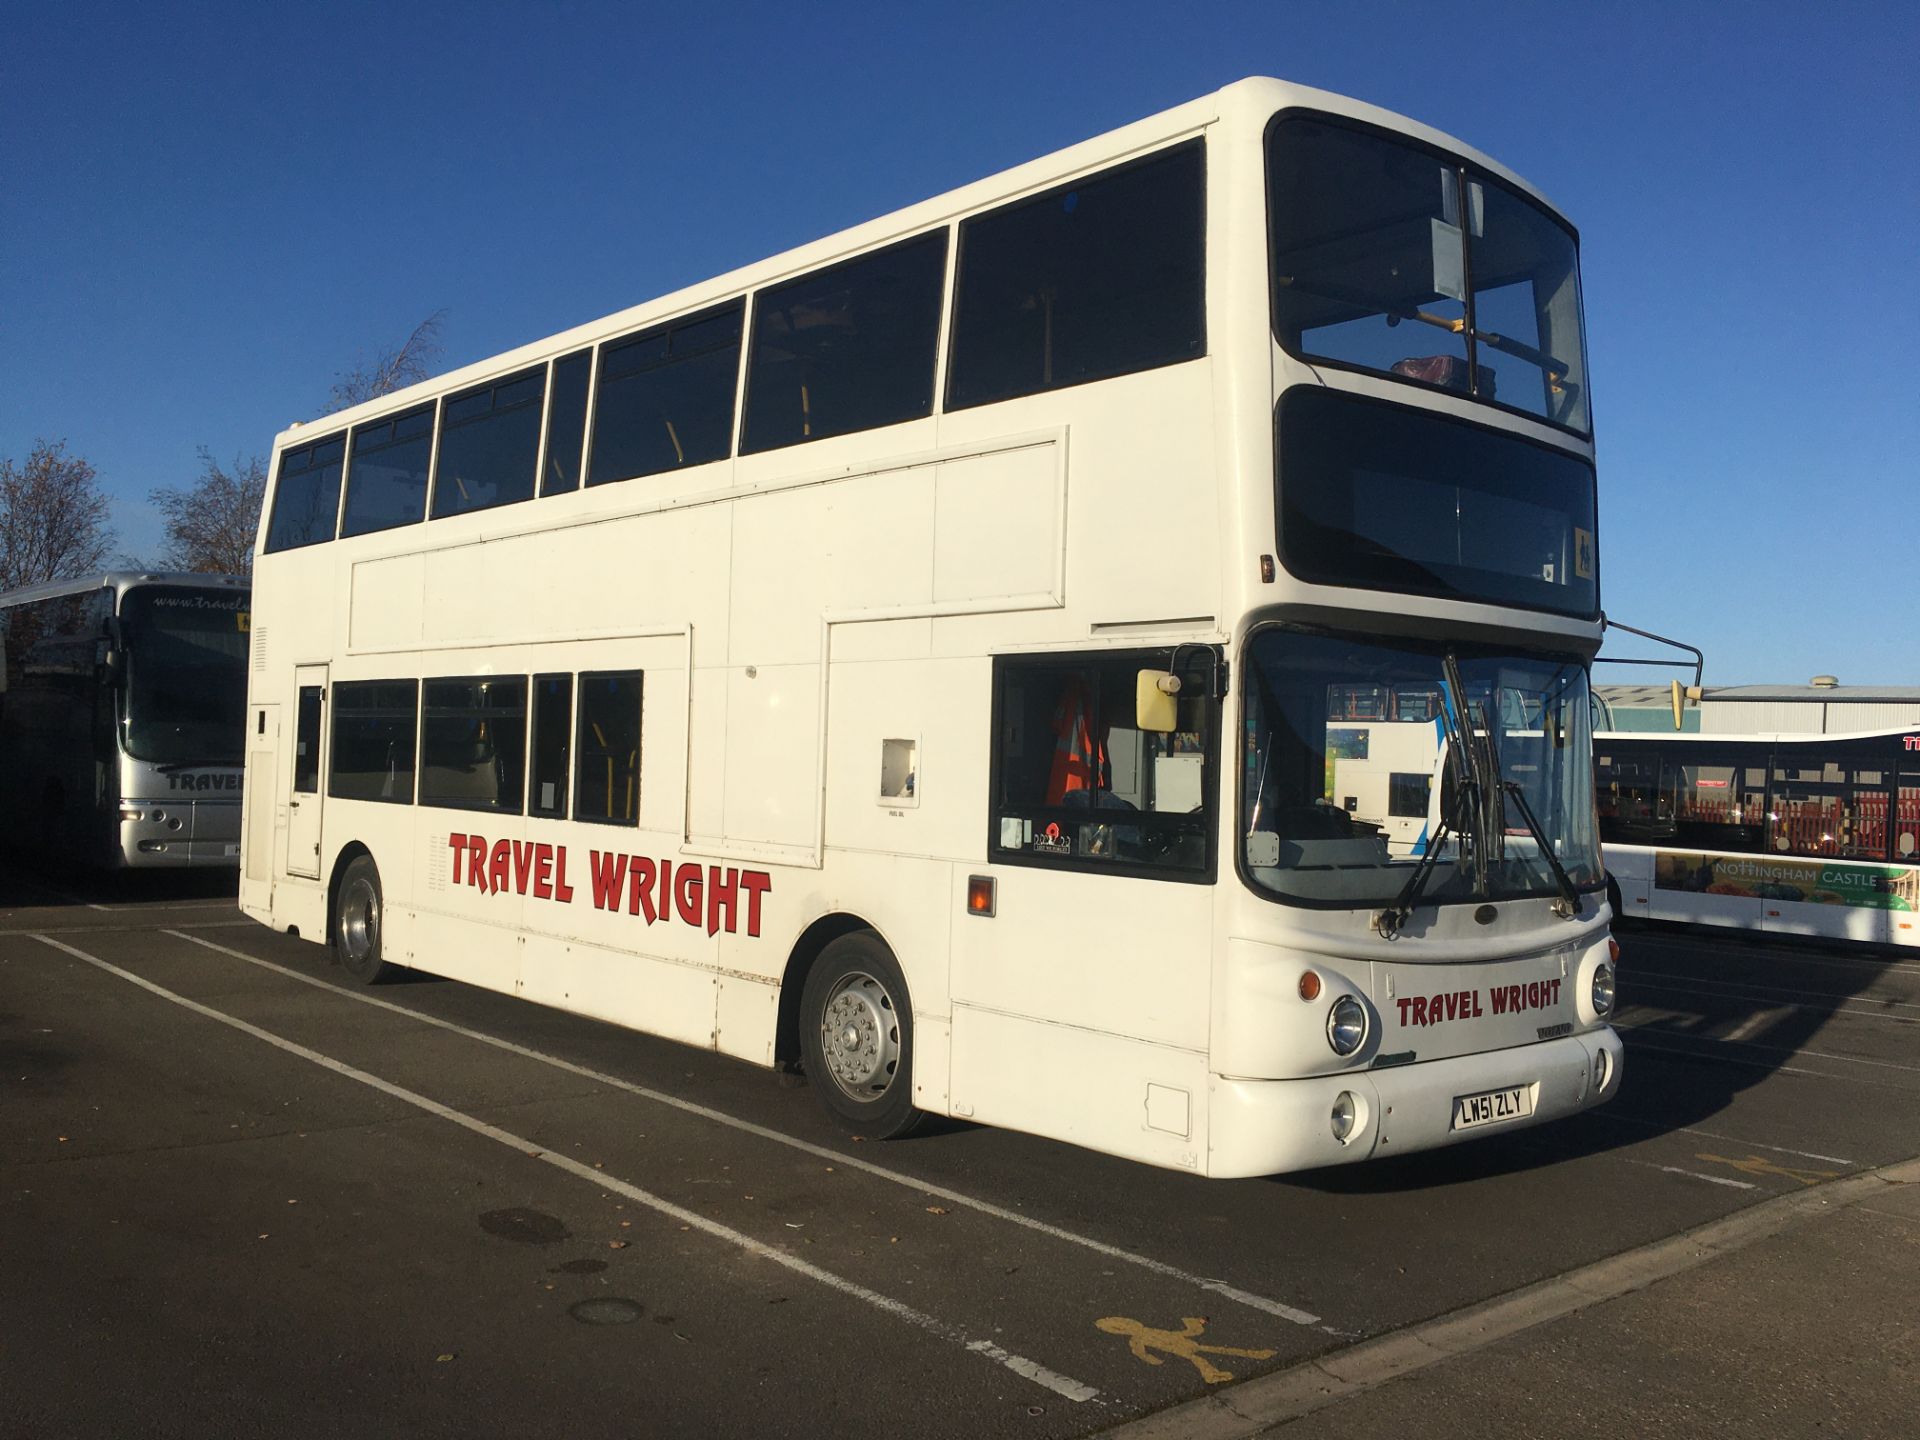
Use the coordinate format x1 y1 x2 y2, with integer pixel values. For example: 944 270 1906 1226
1136 670 1178 734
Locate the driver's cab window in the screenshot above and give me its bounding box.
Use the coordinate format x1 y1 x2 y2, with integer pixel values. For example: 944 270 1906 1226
989 648 1214 879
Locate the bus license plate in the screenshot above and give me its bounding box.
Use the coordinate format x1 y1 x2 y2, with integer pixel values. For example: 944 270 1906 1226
1451 1085 1533 1131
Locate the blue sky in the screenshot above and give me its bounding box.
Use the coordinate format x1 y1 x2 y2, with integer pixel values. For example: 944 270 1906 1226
3 1 1913 686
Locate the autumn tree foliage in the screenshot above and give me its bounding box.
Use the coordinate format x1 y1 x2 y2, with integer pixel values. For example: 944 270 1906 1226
149 448 267 576
0 439 115 592
137 311 451 576
329 309 448 409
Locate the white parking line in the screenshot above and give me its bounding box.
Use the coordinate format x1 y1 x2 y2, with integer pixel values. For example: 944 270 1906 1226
0 919 256 938
167 929 1328 1330
1589 1111 1855 1167
1628 968 1920 1017
1620 1031 1865 1085
32 931 1101 1406
1618 1020 1920 1077
1724 1007 1793 1044
1627 1160 1758 1191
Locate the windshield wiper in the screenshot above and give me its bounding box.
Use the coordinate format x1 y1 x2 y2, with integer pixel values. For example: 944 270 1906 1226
1373 649 1482 939
1502 780 1583 918
1373 816 1453 939
1440 650 1498 896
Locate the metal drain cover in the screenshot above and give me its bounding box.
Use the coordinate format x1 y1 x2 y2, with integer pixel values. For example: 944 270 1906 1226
569 1298 645 1326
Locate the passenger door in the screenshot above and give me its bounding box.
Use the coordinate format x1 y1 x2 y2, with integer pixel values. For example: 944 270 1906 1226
287 667 326 879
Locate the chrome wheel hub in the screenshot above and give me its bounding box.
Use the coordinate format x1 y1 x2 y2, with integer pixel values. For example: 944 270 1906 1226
819 972 898 1100
340 879 378 962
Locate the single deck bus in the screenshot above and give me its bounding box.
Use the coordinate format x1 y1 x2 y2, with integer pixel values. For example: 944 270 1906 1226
1598 727 1920 949
240 78 1620 1176
0 572 251 869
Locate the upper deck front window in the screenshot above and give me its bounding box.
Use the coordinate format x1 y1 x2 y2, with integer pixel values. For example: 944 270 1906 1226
1268 115 1589 434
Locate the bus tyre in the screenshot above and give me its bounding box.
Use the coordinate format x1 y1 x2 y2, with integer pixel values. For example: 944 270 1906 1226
1606 874 1623 923
333 854 392 985
800 933 926 1140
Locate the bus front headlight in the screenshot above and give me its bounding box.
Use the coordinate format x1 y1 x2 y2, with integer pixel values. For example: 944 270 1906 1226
1591 963 1616 1018
1327 996 1368 1056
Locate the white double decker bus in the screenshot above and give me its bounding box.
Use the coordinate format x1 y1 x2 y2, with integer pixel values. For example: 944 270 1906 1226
240 78 1619 1176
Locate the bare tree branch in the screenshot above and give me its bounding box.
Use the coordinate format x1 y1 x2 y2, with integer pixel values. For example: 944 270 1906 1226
148 448 266 576
329 309 448 409
0 439 115 591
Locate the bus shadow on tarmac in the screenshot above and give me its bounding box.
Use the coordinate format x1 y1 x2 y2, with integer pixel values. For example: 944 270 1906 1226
0 851 241 911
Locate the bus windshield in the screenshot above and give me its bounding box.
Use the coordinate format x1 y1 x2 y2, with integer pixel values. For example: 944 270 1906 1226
1268 114 1590 433
119 586 251 765
1241 629 1602 909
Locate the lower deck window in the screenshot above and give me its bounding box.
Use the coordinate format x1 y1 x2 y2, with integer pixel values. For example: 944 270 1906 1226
329 681 419 804
419 677 526 813
528 674 573 818
575 671 642 825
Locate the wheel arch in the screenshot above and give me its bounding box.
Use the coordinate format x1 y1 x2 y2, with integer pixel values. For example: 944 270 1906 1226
775 911 888 1068
325 841 372 950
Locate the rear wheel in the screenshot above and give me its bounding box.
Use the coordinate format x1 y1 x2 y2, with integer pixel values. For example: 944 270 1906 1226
333 854 392 984
799 932 926 1139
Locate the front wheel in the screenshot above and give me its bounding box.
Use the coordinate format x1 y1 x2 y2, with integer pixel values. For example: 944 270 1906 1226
799 932 926 1139
333 854 393 984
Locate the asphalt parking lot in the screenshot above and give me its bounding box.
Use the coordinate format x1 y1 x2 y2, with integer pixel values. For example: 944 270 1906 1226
5 864 1918 1438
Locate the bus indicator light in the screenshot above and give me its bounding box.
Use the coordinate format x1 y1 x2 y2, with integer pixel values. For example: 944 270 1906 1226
967 875 996 917
1298 970 1322 1001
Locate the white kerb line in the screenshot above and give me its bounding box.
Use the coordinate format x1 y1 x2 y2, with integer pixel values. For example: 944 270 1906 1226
169 928 1328 1330
34 931 1100 1406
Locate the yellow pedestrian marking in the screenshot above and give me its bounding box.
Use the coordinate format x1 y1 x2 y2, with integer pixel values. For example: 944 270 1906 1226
1697 1153 1842 1187
1095 1315 1276 1384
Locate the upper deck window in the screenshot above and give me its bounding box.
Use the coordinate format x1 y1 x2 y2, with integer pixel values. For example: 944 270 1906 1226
541 349 592 495
947 141 1205 409
432 368 544 518
590 303 742 485
263 434 346 553
1268 115 1589 434
341 405 434 538
741 232 946 454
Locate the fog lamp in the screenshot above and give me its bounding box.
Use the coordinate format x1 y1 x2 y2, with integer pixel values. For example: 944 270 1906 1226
1331 1091 1357 1143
